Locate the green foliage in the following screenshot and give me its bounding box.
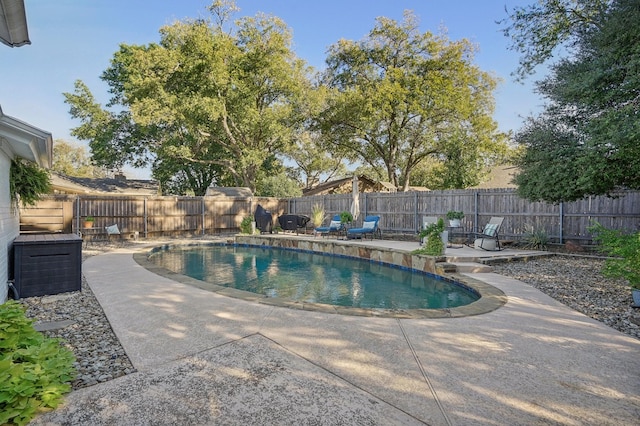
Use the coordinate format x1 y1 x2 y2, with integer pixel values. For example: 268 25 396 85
589 222 640 289
416 218 445 256
446 211 464 220
84 216 94 222
255 173 302 198
339 211 353 224
52 139 107 178
310 203 326 228
522 225 549 250
498 0 609 80
513 0 640 202
64 6 311 194
9 159 51 209
239 217 254 234
0 301 76 426
320 11 507 191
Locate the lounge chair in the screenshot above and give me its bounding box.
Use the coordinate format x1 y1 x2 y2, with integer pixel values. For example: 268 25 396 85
346 215 381 240
469 217 504 251
315 215 344 238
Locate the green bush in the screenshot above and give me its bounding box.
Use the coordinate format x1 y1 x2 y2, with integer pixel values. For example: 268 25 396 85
589 222 640 289
0 301 76 425
240 216 254 234
522 225 549 250
415 218 445 256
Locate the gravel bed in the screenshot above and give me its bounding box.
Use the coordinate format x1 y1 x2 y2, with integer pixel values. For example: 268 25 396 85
18 247 640 392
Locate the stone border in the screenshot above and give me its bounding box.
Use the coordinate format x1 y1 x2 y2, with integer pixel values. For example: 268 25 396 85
133 237 507 319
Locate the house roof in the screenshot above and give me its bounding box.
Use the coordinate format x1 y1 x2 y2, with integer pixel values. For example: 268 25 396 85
470 164 518 189
50 172 159 195
0 0 30 47
0 105 52 167
302 175 395 196
205 186 254 197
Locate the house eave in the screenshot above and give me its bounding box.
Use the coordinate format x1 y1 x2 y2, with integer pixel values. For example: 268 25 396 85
0 105 52 168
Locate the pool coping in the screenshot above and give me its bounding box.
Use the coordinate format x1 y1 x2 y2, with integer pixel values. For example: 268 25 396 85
133 239 507 319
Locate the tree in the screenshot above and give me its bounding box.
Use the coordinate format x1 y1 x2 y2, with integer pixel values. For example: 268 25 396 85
498 0 610 80
52 139 108 178
319 11 507 191
513 0 640 202
284 131 350 190
64 3 310 194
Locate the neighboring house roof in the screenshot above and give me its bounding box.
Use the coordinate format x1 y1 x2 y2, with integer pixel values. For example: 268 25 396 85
50 172 159 196
0 105 52 167
0 0 30 47
302 175 395 196
205 186 254 197
470 164 518 189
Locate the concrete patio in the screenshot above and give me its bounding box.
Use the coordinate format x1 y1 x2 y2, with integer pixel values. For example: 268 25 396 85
31 237 640 425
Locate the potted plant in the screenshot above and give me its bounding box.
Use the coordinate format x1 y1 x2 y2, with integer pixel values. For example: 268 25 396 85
83 216 95 229
589 222 640 306
311 203 326 228
446 210 464 227
418 218 446 255
339 211 353 225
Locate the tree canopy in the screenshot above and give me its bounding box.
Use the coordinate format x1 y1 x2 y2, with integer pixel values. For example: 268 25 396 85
64 6 310 195
319 11 508 191
499 0 610 80
52 139 108 178
512 0 640 202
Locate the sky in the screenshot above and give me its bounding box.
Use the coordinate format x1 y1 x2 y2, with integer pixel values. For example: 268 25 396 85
1 0 545 179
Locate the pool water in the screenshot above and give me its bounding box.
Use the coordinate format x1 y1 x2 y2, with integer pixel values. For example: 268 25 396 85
148 245 479 309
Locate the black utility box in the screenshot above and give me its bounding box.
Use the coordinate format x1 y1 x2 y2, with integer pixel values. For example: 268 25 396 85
13 233 82 298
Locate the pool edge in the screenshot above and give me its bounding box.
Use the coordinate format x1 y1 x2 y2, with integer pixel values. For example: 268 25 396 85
132 239 507 319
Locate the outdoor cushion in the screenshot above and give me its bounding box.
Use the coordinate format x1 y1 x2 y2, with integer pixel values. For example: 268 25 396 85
105 224 120 235
329 220 341 229
362 221 376 229
483 223 498 236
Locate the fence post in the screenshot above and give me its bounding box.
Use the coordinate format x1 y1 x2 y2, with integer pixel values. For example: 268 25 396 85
559 202 564 244
473 191 479 232
202 197 205 236
144 198 148 238
414 191 418 233
75 195 80 235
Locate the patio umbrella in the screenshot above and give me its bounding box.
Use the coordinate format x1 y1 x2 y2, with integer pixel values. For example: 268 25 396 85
350 175 360 221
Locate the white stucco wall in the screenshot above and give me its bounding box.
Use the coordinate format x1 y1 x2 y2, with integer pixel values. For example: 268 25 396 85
0 151 19 303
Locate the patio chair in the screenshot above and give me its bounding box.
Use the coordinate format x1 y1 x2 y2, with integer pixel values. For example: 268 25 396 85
315 215 344 238
469 217 504 251
346 215 381 240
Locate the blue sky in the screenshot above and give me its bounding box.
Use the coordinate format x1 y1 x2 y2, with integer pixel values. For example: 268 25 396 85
2 0 543 178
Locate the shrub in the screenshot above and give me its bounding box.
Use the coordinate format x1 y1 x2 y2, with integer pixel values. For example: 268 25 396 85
589 222 640 289
239 216 254 234
415 218 445 256
310 204 325 228
446 210 464 220
339 211 353 224
522 225 549 250
0 301 76 425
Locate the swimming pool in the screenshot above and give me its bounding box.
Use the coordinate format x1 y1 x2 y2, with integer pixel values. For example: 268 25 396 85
147 244 479 310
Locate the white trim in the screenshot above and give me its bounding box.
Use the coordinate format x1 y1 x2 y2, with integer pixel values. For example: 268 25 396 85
0 105 52 167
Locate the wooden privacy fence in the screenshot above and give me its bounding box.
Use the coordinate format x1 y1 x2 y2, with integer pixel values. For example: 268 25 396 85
20 189 639 244
20 195 287 238
287 188 640 244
